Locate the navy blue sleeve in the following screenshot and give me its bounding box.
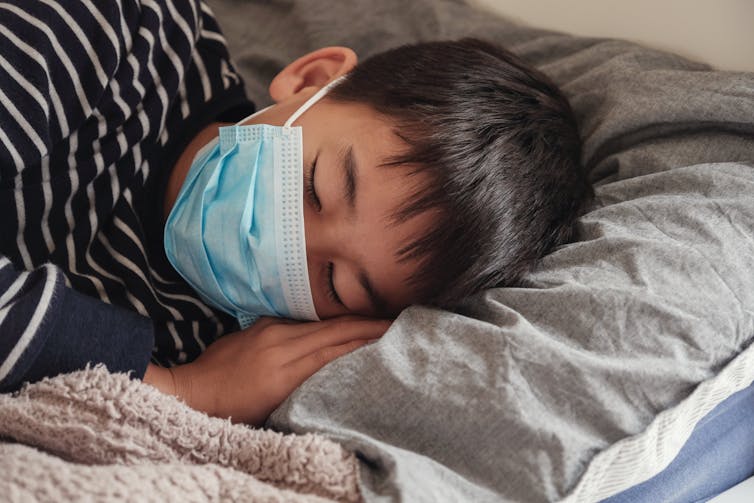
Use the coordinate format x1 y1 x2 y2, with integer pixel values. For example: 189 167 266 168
0 259 154 393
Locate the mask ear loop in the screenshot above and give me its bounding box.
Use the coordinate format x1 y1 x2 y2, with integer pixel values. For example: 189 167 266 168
283 75 347 129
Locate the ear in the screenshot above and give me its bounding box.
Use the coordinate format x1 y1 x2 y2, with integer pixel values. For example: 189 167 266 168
269 46 357 103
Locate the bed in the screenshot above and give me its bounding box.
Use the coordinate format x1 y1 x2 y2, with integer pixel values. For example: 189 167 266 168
2 0 753 501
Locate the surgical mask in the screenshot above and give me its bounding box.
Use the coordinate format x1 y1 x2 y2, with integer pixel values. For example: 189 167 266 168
164 79 341 328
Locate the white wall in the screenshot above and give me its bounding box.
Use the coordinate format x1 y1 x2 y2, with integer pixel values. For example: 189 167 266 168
471 0 754 72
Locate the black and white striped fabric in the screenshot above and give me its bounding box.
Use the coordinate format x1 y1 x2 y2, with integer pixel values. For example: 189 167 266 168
0 0 253 391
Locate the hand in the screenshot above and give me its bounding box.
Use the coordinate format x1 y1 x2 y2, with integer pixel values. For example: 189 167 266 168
145 316 390 426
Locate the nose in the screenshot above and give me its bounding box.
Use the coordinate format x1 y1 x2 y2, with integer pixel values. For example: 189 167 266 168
303 203 322 261
303 203 351 264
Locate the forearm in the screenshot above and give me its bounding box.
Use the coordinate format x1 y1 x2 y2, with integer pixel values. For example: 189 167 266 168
143 362 215 418
143 364 176 396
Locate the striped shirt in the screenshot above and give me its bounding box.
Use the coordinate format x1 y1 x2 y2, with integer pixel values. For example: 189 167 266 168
0 0 254 391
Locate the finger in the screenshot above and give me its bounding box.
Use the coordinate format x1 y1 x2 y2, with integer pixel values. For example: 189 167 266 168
257 316 391 344
321 313 394 324
284 319 390 359
286 338 376 383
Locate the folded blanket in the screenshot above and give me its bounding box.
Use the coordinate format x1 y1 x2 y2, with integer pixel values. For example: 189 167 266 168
0 365 360 502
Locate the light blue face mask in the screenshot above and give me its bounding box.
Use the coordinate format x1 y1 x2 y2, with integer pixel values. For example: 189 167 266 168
164 80 341 328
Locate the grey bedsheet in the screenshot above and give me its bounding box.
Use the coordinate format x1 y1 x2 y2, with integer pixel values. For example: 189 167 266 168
209 0 754 500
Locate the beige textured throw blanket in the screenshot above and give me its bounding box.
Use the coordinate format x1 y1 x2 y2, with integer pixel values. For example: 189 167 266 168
0 365 360 502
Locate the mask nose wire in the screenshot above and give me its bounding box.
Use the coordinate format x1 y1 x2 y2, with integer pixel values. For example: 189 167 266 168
283 75 347 128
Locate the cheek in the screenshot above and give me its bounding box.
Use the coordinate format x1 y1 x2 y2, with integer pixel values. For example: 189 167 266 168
334 272 372 315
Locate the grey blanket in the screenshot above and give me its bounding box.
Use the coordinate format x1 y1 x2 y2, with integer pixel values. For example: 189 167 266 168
210 0 754 501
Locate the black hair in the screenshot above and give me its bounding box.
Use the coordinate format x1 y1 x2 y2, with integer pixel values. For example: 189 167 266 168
328 38 592 307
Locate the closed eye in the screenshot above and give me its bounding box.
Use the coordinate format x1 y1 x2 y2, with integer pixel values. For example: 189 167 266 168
324 261 343 306
305 154 322 211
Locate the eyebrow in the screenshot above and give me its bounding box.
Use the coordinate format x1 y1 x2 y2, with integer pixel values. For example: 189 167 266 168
358 269 390 317
341 145 357 211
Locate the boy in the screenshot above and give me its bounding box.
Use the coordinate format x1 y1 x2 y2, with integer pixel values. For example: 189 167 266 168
0 1 589 425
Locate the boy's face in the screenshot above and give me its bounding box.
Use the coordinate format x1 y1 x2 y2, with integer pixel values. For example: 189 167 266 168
243 89 433 319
